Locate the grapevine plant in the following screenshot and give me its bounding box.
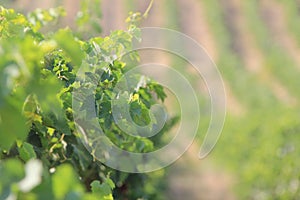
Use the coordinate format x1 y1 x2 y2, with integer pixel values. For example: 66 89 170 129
0 6 175 200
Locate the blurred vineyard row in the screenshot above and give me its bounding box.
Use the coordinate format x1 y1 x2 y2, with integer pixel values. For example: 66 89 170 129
133 0 300 199
199 1 300 199
121 0 300 198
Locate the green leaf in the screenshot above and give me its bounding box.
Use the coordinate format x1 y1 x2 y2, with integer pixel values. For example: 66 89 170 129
105 178 115 190
27 7 66 31
52 164 83 199
0 103 28 150
0 159 25 199
19 142 36 162
91 178 115 199
0 159 25 184
54 29 85 66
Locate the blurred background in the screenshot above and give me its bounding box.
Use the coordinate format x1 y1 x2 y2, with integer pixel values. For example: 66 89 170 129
2 0 300 199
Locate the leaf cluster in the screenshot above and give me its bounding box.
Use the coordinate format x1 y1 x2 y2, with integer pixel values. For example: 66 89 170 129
0 6 174 200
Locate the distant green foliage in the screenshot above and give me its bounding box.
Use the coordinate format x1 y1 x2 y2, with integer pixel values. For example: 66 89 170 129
202 1 300 199
0 6 172 200
76 0 102 36
215 108 300 200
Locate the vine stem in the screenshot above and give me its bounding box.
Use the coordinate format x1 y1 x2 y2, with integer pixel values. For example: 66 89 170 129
143 0 154 18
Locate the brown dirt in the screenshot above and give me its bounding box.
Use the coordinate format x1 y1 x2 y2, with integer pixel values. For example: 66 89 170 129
176 0 245 116
137 0 171 66
167 142 236 200
175 0 217 60
101 0 127 36
260 0 300 70
163 0 238 199
221 0 297 105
